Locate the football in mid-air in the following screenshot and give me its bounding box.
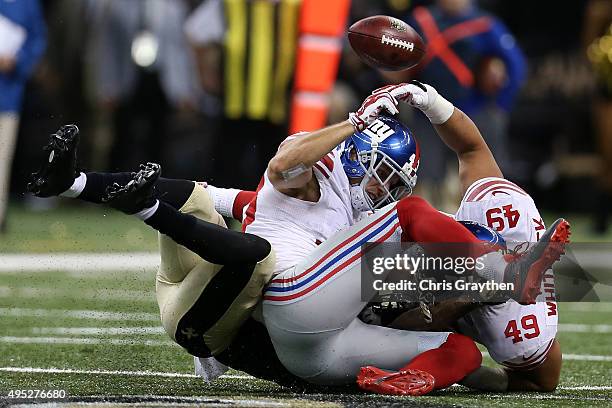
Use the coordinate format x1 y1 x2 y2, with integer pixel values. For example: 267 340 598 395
348 15 426 71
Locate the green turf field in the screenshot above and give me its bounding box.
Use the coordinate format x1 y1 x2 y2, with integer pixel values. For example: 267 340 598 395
1 205 611 407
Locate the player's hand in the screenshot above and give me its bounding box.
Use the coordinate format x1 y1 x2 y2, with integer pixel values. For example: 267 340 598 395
373 81 438 110
376 81 454 125
348 91 399 132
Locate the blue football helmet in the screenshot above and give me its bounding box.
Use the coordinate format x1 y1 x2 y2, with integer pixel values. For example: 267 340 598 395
459 220 507 251
340 116 420 212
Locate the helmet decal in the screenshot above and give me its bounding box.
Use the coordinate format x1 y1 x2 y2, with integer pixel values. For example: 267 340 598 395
340 115 420 212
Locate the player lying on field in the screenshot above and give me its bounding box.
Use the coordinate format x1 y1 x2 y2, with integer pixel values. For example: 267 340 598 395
28 85 567 395
28 123 481 394
27 125 305 388
185 81 568 394
243 86 566 395
357 81 567 392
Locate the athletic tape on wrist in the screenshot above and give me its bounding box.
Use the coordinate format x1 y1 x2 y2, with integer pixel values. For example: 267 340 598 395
423 92 454 125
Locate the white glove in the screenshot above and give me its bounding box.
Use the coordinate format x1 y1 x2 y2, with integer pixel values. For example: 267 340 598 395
348 91 399 132
373 81 455 125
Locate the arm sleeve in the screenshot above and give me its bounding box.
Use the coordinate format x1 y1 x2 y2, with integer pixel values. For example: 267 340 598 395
14 0 47 80
204 184 256 221
485 20 527 111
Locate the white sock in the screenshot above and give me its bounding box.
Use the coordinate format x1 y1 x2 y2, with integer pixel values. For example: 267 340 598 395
476 251 507 284
60 172 87 198
205 184 241 218
134 200 159 221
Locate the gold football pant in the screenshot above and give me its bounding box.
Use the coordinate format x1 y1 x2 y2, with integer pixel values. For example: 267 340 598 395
155 183 275 356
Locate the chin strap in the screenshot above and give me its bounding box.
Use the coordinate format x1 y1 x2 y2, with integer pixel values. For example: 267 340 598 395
349 183 370 212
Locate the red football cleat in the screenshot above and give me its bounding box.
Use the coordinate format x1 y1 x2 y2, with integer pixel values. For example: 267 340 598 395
357 366 435 396
504 218 571 304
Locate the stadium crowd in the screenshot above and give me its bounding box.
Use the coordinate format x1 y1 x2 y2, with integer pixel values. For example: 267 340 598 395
1 0 610 234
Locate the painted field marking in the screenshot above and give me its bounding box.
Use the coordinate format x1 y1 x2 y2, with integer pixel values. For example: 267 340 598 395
0 253 159 274
0 336 176 347
4 324 605 336
558 323 612 333
0 286 154 302
29 327 165 336
1 367 610 393
0 307 160 321
561 303 612 313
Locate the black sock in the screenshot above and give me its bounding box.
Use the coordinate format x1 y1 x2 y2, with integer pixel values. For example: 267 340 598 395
145 201 270 265
80 172 134 203
153 178 195 209
80 172 195 209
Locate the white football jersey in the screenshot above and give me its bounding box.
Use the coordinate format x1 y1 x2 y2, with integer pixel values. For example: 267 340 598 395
455 177 558 368
244 142 358 275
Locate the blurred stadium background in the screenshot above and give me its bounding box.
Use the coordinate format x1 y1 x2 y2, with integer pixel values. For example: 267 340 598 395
1 0 611 406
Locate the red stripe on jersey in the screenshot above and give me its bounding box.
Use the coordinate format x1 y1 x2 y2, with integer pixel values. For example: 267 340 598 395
313 163 330 179
491 190 511 197
320 154 334 172
502 339 554 370
473 185 527 202
232 191 256 221
466 179 527 202
270 206 397 284
264 223 401 301
242 177 265 231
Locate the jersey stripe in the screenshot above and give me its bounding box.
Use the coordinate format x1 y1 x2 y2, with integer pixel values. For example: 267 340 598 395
242 177 265 231
266 211 397 291
313 163 330 179
502 339 554 370
269 206 397 284
320 153 334 172
232 191 256 221
263 216 400 302
466 179 527 202
472 185 527 202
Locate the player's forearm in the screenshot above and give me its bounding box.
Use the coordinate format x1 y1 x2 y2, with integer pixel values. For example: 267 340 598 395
433 108 491 159
389 298 479 331
403 82 502 190
460 365 509 392
268 121 354 174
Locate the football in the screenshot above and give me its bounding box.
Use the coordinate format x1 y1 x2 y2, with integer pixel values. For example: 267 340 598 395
348 15 426 71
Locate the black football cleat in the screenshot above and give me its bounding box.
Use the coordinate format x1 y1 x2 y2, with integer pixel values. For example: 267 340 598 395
27 124 80 197
102 162 160 214
503 218 571 303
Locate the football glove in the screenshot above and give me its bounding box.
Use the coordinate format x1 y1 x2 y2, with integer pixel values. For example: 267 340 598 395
348 91 399 132
375 81 455 125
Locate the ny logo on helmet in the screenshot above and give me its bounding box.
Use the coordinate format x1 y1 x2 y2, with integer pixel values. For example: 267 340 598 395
363 119 395 145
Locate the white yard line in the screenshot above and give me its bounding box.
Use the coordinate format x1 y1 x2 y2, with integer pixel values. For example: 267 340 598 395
29 327 165 336
0 336 176 347
0 307 159 321
481 351 612 362
0 252 159 274
2 250 611 274
558 323 612 333
561 303 612 312
1 366 610 393
0 286 154 302
562 353 612 362
12 323 611 336
0 366 252 380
